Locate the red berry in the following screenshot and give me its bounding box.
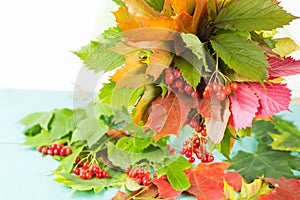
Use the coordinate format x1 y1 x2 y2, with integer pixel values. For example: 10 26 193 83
212 83 222 93
185 150 193 158
230 82 238 91
49 144 57 150
202 90 211 99
143 179 151 186
95 172 102 179
189 119 198 129
207 154 214 163
41 147 48 154
174 79 184 88
177 87 184 94
136 178 143 185
75 157 81 164
189 157 195 163
73 168 80 175
79 172 86 179
173 69 181 79
193 138 200 148
60 148 67 156
125 167 131 174
37 146 43 153
165 68 172 75
102 171 109 178
65 148 72 155
191 91 199 98
184 84 193 94
165 74 175 85
216 91 226 101
180 148 187 155
53 149 59 155
201 129 207 137
47 149 54 155
201 156 208 163
204 85 212 92
224 85 232 95
56 144 63 151
82 162 90 170
201 138 208 144
86 172 93 180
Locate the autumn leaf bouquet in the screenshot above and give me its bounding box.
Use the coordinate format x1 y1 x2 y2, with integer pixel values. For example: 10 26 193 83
20 0 300 199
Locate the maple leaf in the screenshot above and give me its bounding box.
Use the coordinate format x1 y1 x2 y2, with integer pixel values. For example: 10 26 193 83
267 56 300 78
185 162 243 199
259 178 300 200
229 83 260 129
224 178 273 200
152 175 182 199
249 83 291 118
146 92 196 142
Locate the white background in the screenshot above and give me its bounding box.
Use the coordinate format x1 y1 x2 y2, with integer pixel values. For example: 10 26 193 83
0 0 299 96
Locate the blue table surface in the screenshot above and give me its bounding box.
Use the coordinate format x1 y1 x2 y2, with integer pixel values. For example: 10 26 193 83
0 89 299 200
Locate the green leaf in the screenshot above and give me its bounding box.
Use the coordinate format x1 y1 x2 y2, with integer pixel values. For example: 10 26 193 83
144 0 164 12
174 56 201 90
98 81 116 104
78 27 125 72
217 127 234 159
19 111 53 130
269 117 300 152
229 143 300 182
155 156 191 190
116 128 152 153
54 170 127 193
252 119 279 144
23 125 41 137
50 109 75 140
250 31 276 50
55 146 84 173
214 0 297 31
112 0 126 6
23 130 52 147
211 33 269 81
73 41 99 61
71 118 108 148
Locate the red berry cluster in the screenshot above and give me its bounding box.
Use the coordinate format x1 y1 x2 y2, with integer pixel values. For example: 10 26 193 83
72 158 109 180
125 167 152 186
37 144 72 156
202 82 238 101
180 132 213 163
164 68 199 98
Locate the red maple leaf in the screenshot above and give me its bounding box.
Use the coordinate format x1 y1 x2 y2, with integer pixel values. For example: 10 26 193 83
185 162 243 200
229 83 260 129
249 83 291 118
146 92 196 142
267 56 300 78
152 175 182 199
259 178 300 200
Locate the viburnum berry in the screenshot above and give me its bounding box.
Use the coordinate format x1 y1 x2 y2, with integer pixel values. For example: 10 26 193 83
41 147 48 154
126 167 152 186
73 168 80 175
65 148 72 155
37 143 72 157
191 91 199 98
60 148 67 156
173 69 181 79
224 85 232 95
165 73 174 85
230 82 238 91
36 146 43 153
189 157 195 163
202 90 211 99
216 91 226 101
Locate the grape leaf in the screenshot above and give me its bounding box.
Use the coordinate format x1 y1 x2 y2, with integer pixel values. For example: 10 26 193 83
155 156 191 191
224 178 272 200
152 175 182 199
229 83 259 129
173 56 202 90
98 81 116 104
134 84 161 125
185 162 243 199
273 38 300 57
80 27 125 72
71 118 108 148
50 109 76 140
55 146 84 173
19 111 53 131
23 130 52 147
205 98 231 144
54 170 127 193
269 117 300 152
259 178 300 200
214 0 296 31
211 33 269 81
267 56 300 78
229 143 300 182
249 83 291 118
73 41 99 61
146 92 196 142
